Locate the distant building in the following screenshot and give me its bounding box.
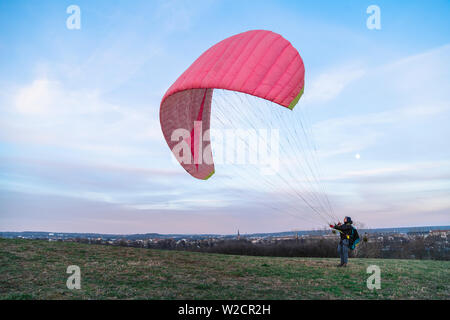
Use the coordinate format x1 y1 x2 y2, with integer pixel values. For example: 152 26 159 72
407 231 428 237
429 230 448 238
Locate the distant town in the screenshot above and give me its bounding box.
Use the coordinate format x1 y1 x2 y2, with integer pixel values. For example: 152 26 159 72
1 225 448 251
1 225 449 260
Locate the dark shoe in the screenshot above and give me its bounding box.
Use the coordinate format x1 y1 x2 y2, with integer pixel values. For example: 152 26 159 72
341 263 347 267
337 263 344 267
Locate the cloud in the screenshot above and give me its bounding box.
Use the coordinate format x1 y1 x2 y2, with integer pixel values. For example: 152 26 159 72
302 65 366 104
0 155 184 196
313 101 450 157
0 188 328 234
310 45 450 159
13 78 110 116
15 79 57 114
326 160 450 183
379 44 450 92
1 77 165 160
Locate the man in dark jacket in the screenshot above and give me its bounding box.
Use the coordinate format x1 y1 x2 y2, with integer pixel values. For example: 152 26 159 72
330 216 354 267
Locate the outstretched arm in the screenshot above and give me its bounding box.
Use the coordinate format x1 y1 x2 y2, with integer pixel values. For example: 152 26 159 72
330 223 343 231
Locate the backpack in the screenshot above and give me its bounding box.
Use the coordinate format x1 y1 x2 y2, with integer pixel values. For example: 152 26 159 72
349 227 360 250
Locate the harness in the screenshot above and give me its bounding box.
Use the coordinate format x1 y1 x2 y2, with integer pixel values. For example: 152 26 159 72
336 227 360 250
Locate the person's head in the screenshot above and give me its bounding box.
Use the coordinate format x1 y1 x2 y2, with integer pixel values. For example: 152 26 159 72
344 216 353 224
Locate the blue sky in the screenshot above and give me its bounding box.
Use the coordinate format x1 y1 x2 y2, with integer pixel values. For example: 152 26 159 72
1 0 449 234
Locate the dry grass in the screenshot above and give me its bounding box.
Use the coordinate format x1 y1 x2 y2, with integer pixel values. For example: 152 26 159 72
0 238 449 300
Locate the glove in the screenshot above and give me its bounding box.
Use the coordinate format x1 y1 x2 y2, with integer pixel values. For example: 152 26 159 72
329 224 334 228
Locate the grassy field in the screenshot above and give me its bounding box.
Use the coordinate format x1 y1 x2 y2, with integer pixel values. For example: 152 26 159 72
0 238 449 300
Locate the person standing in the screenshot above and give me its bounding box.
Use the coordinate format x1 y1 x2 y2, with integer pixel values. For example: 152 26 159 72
330 217 355 267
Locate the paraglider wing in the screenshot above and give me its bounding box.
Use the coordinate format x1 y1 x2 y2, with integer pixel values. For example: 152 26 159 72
160 30 305 180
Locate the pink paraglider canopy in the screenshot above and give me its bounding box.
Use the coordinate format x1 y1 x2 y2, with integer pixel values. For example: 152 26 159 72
160 30 305 180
